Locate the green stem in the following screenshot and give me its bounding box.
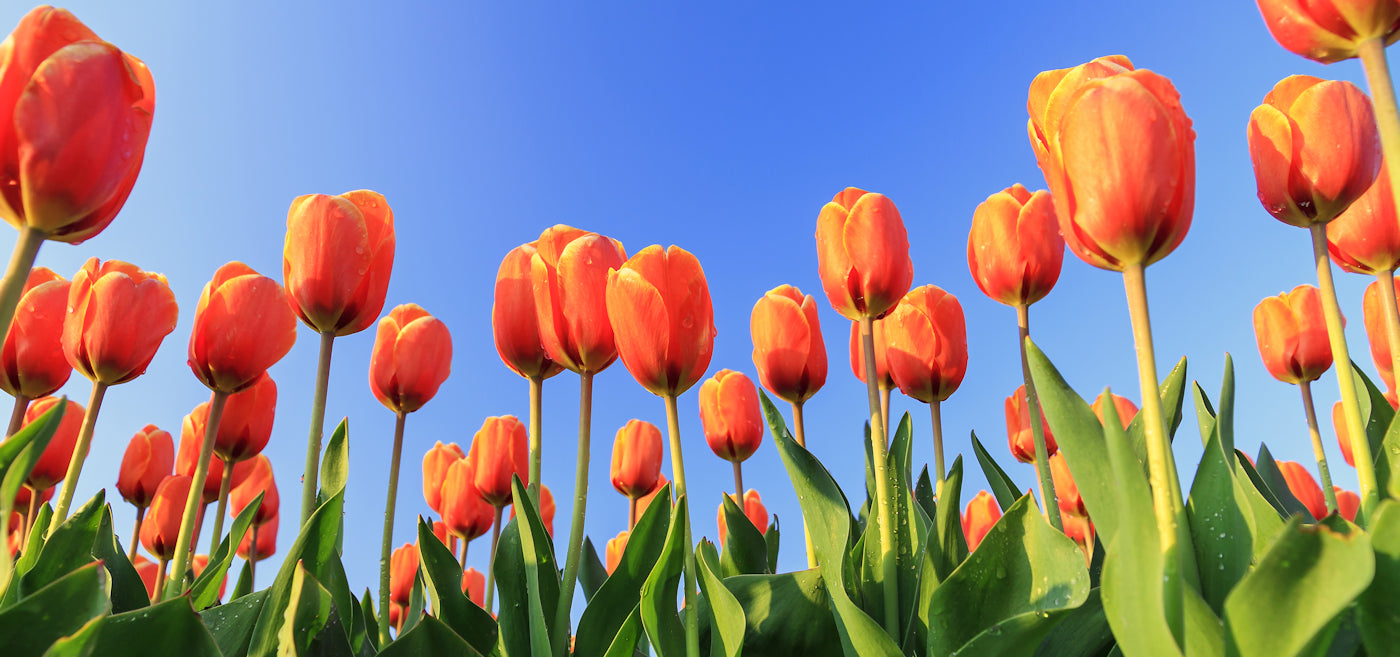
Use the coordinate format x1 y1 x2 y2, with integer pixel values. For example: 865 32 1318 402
551 371 594 656
791 400 807 448
249 523 259 589
301 331 335 527
485 505 503 612
163 390 228 600
859 316 900 638
1358 38 1400 266
1375 269 1400 391
664 393 700 657
377 411 407 645
49 381 108 530
930 400 946 499
879 384 891 440
1017 303 1061 530
154 558 169 603
0 226 45 345
1299 381 1340 514
128 507 145 562
732 460 744 500
208 460 234 555
6 394 27 437
528 375 544 504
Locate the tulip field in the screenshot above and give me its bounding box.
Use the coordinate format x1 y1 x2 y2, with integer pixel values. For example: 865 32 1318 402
8 2 1400 656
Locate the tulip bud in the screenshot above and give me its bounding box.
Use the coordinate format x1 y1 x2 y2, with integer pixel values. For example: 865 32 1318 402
962 491 1002 552
815 188 914 320
132 555 159 598
1277 459 1328 520
1328 161 1400 275
530 225 627 374
423 441 465 514
717 489 769 545
1061 511 1094 545
636 474 670 521
468 416 528 507
1089 393 1139 430
1255 0 1400 64
188 263 298 393
967 184 1065 307
699 370 764 464
1335 486 1360 522
369 304 453 414
1005 386 1057 464
229 454 278 526
1253 285 1335 385
19 397 85 490
1249 76 1380 228
431 519 451 549
390 543 419 606
510 483 557 537
6 511 20 558
283 190 395 335
611 419 664 499
462 567 485 605
1364 276 1400 386
0 268 71 399
389 603 405 632
750 285 827 405
141 475 192 560
848 319 893 389
209 374 277 463
1334 401 1356 468
237 512 277 562
1049 453 1086 518
606 245 716 397
884 285 968 403
177 408 254 504
605 530 629 575
494 243 563 381
116 424 173 509
441 458 494 541
62 258 178 385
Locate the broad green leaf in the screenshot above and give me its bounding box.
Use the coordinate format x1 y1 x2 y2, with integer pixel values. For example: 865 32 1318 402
723 570 840 657
1256 445 1314 521
601 606 647 657
191 491 261 609
245 491 348 657
0 400 62 593
580 538 608 603
911 520 943 655
1125 357 1190 467
972 431 1023 512
695 541 744 657
574 484 672 657
914 468 936 527
19 491 104 597
1231 454 1287 562
415 518 495 655
94 504 148 613
1217 355 1237 458
931 457 967 583
277 564 353 657
763 517 780 574
1358 500 1400 655
1374 407 1400 502
1235 451 1291 523
1186 425 1254 614
720 493 769 577
1353 363 1393 462
512 477 559 657
640 495 689 657
230 561 253 601
400 569 426 636
0 561 108 657
39 615 101 657
358 588 379 655
1193 383 1217 448
84 596 223 657
344 590 372 657
320 419 350 502
1035 589 1113 657
201 588 268 657
378 615 475 656
13 504 52 584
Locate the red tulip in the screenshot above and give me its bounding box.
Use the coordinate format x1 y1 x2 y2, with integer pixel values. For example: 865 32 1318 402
423 441 465 515
177 407 254 504
494 243 563 381
962 491 1002 552
1249 76 1380 228
1028 56 1194 271
0 268 71 399
606 245 716 398
611 419 664 500
967 184 1064 307
1277 459 1328 520
141 475 192 560
369 304 453 414
848 319 893 389
716 489 769 545
468 415 528 507
1255 0 1400 63
440 458 493 541
1329 161 1400 275
1335 486 1360 521
132 555 158 598
19 397 84 490
208 374 276 463
237 512 277 562
389 603 405 632
884 285 968 403
462 567 485 605
431 519 451 549
815 188 914 320
1090 393 1139 430
605 530 629 575
282 190 395 335
1005 385 1057 464
187 262 298 394
0 6 155 244
1364 276 1399 386
1049 453 1085 518
699 370 763 464
749 284 827 404
1254 285 1335 385
229 454 278 526
116 424 173 509
1334 401 1356 468
389 543 419 605
61 258 178 385
530 225 627 374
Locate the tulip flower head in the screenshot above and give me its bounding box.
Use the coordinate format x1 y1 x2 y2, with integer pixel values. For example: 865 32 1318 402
884 285 968 404
132 555 158 598
208 373 276 463
1277 459 1328 520
848 318 893 390
1364 276 1400 386
967 184 1065 307
229 454 278 526
467 415 528 508
141 474 192 560
237 512 277 562
749 284 827 404
441 457 494 542
188 262 298 393
530 225 627 374
1328 161 1400 275
1255 0 1400 63
815 188 914 320
1089 393 1139 430
716 489 769 545
462 567 485 605
0 268 71 399
19 396 84 490
606 245 717 398
61 258 178 385
14 484 53 513
611 419 664 500
369 303 453 414
423 441 465 514
116 424 173 509
699 370 764 464
177 407 254 504
1049 453 1086 517
1061 511 1094 545
389 543 419 606
605 530 629 575
1335 486 1360 521
494 242 564 381
1253 285 1335 385
1005 385 1057 464
283 190 395 336
962 491 1003 552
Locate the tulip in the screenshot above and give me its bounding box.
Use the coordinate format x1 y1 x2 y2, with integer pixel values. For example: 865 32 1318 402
1006 386 1057 464
1061 511 1094 549
699 370 763 502
1278 459 1329 521
462 567 485 605
510 483 556 538
430 519 452 551
1335 487 1361 522
494 242 563 503
187 262 298 395
1089 394 1139 430
440 458 493 546
611 419 664 527
967 184 1065 307
1365 276 1400 391
141 475 192 562
1334 401 1355 468
750 284 827 447
237 512 277 587
14 484 52 528
0 269 71 427
1255 0 1400 63
132 555 159 600
605 531 629 575
116 423 173 559
1049 453 1086 518
202 374 276 465
389 603 405 633
885 285 968 487
18 397 84 491
229 454 278 527
815 188 913 321
423 441 465 515
469 416 528 508
282 191 395 336
529 226 627 375
716 489 769 546
389 543 419 606
1329 162 1400 276
5 510 19 558
962 491 1002 552
176 407 253 505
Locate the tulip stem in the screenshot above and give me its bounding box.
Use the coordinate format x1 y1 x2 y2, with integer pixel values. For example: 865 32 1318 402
154 558 169 603
629 497 638 531
485 506 503 613
1121 263 1188 648
459 538 469 572
249 523 259 589
859 317 901 639
299 332 336 528
1016 304 1061 530
732 461 744 501
1299 381 1340 514
528 375 544 505
930 401 946 499
187 503 206 578
1376 269 1400 390
0 227 44 346
663 393 700 657
23 491 39 545
6 395 27 437
50 381 108 531
163 390 228 600
552 371 594 657
1310 225 1381 519
377 410 407 646
791 401 807 448
1359 38 1400 257
879 384 891 440
129 507 145 562
208 460 235 556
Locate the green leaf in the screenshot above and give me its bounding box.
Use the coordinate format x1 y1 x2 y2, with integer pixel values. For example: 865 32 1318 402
1185 421 1254 614
19 491 104 597
277 564 353 657
1230 453 1287 562
378 615 475 656
1353 363 1394 463
914 468 936 526
359 588 379 655
400 569 426 636
720 493 769 578
245 491 349 657
1255 445 1314 521
1357 500 1400 655
580 538 608 603
763 517 780 574
931 457 968 583
723 570 840 657
1034 589 1114 657
85 596 224 657
0 399 62 593
1217 354 1237 458
1374 407 1400 503
972 431 1023 512
695 541 744 657
1125 357 1190 467
230 561 253 601
191 491 261 609
415 518 495 655
94 504 148 613
602 606 647 657
39 616 102 657
12 503 52 584
1193 382 1217 448
641 495 690 657
0 561 108 657
201 588 268 657
511 476 559 657
320 419 350 503
575 484 673 656
1234 451 1290 522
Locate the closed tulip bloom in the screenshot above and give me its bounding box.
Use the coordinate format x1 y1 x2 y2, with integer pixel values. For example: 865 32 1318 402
1049 453 1086 517
188 263 298 393
606 245 717 398
141 475 191 560
1249 76 1380 228
177 408 254 504
431 519 450 548
462 567 485 604
1090 393 1139 430
716 489 770 546
1027 56 1194 271
967 185 1065 307
530 225 627 374
237 513 277 562
1005 385 1057 464
5 511 18 557
884 285 968 403
422 441 465 514
699 370 763 463
495 243 563 380
61 258 178 385
750 285 827 404
389 603 405 632
510 483 557 537
1364 276 1399 386
611 419 663 499
815 188 914 320
1329 161 1400 275
209 374 276 463
283 191 395 336
468 415 528 507
132 555 158 598
1334 401 1356 467
0 6 155 243
962 491 1003 552
19 397 84 489
848 319 893 389
440 458 493 541
369 304 453 414
229 454 278 526
1254 285 1335 384
1256 0 1400 63
116 424 173 509
1335 486 1360 521
605 531 629 575
1061 511 1094 544
0 268 71 398
636 474 670 520
389 543 419 605
1277 459 1328 520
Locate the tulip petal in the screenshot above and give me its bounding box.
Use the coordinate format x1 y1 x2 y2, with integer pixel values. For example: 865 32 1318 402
283 194 371 332
661 246 714 394
815 202 858 318
607 267 670 396
1289 80 1380 220
842 193 912 318
751 292 812 402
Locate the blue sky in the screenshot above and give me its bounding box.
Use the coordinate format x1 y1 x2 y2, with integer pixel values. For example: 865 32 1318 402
6 1 1386 602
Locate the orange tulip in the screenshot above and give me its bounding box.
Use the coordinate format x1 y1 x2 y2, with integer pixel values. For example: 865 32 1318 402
1335 486 1360 521
530 225 627 374
187 263 298 393
61 258 178 385
848 319 893 389
237 512 277 562
605 530 629 575
1028 56 1194 271
389 603 405 632
116 424 173 509
141 475 191 560
611 419 664 499
132 555 159 598
18 397 84 490
208 374 277 463
967 184 1064 307
606 245 716 398
431 519 451 549
1089 393 1139 430
1049 453 1085 518
0 6 155 244
1255 0 1400 63
6 510 19 557
510 483 557 537
749 284 827 404
636 474 670 520
1061 511 1094 545
462 567 485 605
369 304 453 414
962 491 1002 552
699 370 763 464
1277 459 1328 520
815 188 914 320
494 243 563 381
884 285 968 403
282 191 395 336
1334 401 1356 468
468 415 528 507
0 268 71 399
1005 385 1057 464
229 454 278 526
1254 285 1335 385
440 458 493 542
1364 276 1399 386
423 441 465 514
177 408 254 504
389 543 419 605
716 489 769 545
1329 161 1400 275
1249 76 1380 228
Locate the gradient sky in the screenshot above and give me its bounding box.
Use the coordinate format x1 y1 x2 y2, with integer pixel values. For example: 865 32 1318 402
6 1 1386 607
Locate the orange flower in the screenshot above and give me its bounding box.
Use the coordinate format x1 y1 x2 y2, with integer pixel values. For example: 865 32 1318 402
967 184 1064 307
177 407 254 504
1364 276 1399 386
0 268 71 399
606 245 716 398
468 416 528 507
116 424 173 509
962 491 1002 552
1277 459 1328 520
61 258 178 385
208 374 276 463
440 458 493 542
282 191 395 335
605 530 629 575
229 454 278 526
717 489 769 545
699 370 763 464
422 441 465 515
1329 161 1400 275
141 474 191 560
1335 486 1360 522
1061 511 1094 545
815 188 914 320
18 397 84 490
389 603 405 632
462 567 485 605
0 6 155 244
1334 401 1356 468
431 519 451 549
389 542 419 605
132 555 158 598
6 510 19 557
530 225 627 374
1028 56 1194 271
1005 385 1057 464
494 243 563 381
848 318 893 389
510 483 557 537
1090 393 1139 430
636 474 670 520
369 304 453 414
611 419 664 499
1249 76 1380 228
1049 453 1085 517
237 512 277 562
884 285 968 403
1253 285 1335 385
187 263 298 393
749 284 827 404
1255 0 1400 63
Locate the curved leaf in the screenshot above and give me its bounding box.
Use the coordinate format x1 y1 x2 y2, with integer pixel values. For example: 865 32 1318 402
724 570 840 657
1354 500 1400 655
972 431 1023 513
191 491 261 609
641 495 690 657
0 561 108 657
574 484 672 656
415 518 496 655
696 541 744 657
720 493 769 578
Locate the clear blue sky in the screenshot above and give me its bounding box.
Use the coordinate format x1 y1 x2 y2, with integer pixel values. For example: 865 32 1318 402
6 1 1384 600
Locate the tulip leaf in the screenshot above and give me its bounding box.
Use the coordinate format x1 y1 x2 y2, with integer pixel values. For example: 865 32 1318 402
191 491 261 609
575 484 672 657
721 570 840 656
720 492 769 578
276 562 353 657
971 430 1023 512
1217 355 1238 457
378 614 475 656
1125 357 1189 465
92 504 147 613
858 413 924 642
513 476 560 657
201 588 268 657
359 588 379 655
1229 453 1286 562
1185 419 1254 615
1193 382 1217 447
914 468 936 525
414 518 495 655
695 541 744 657
640 495 690 657
602 606 647 657
764 517 780 574
1034 588 1113 657
245 491 348 657
1225 517 1374 657
0 561 108 657
1254 445 1315 521
38 615 102 657
580 538 608 603
75 596 224 657
19 490 104 598
1357 500 1400 654
1353 363 1394 461
931 457 967 583
230 561 253 601
320 418 350 504
1234 450 1290 522
0 399 62 594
